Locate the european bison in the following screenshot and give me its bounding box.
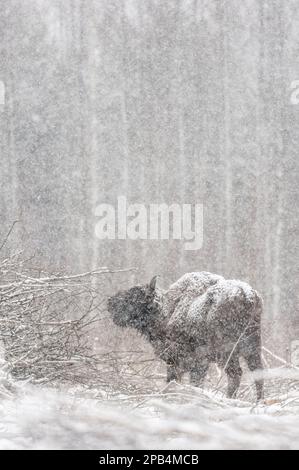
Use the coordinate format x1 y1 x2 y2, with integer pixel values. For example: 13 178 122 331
107 272 264 400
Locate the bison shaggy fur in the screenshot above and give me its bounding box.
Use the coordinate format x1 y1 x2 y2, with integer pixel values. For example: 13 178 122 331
107 272 264 400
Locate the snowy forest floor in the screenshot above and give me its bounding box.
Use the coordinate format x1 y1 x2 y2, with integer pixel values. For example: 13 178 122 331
1 367 299 450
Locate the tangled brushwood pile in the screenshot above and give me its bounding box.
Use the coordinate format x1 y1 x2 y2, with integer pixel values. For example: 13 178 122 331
0 252 112 385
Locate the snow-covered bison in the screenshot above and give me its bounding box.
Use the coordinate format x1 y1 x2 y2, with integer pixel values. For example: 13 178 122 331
107 272 264 400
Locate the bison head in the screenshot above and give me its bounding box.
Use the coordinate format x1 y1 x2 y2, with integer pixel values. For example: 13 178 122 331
107 276 159 333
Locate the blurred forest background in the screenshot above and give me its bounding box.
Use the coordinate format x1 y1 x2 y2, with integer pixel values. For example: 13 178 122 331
0 0 298 356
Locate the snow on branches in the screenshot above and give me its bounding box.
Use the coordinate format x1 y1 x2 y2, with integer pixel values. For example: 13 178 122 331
0 252 113 385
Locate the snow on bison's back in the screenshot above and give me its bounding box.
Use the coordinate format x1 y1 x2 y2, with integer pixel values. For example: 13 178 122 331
188 279 262 340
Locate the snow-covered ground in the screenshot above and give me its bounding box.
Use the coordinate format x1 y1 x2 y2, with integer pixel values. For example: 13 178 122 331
1 368 299 450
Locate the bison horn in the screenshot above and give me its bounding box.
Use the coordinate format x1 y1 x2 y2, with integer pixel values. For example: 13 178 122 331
149 276 158 291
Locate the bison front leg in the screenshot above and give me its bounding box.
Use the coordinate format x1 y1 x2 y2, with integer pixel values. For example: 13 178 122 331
190 358 209 387
225 356 242 399
166 363 183 383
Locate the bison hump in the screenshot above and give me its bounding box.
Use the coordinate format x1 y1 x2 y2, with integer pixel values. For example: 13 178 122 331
163 271 224 320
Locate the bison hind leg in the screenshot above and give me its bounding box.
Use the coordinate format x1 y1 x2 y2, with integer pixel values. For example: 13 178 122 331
225 355 243 399
243 351 264 402
190 358 209 387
